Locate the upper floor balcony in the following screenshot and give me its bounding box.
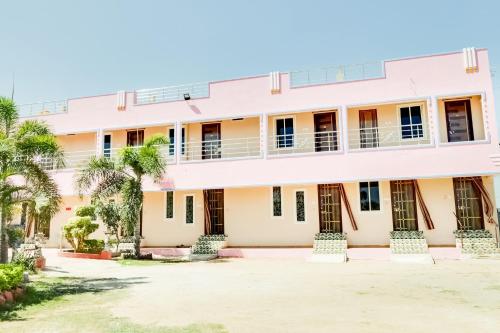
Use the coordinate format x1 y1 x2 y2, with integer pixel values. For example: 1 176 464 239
15 48 498 191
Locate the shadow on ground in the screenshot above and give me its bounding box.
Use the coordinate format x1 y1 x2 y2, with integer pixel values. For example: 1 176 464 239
0 276 147 321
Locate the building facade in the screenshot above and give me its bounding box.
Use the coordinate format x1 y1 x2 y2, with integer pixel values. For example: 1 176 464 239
20 48 500 252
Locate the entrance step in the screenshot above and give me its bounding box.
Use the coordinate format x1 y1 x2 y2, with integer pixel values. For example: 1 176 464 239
310 233 347 263
454 229 500 257
190 235 227 260
389 231 434 264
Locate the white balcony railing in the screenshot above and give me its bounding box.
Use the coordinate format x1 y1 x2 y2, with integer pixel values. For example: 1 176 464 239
348 124 431 150
268 131 340 156
289 62 384 88
135 82 209 105
181 137 261 161
18 100 68 118
106 144 176 163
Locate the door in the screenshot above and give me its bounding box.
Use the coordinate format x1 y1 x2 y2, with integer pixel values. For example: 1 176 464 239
445 100 474 142
359 109 379 148
314 112 337 152
318 184 342 233
204 189 224 235
453 177 484 230
390 180 418 231
127 130 144 146
202 123 221 159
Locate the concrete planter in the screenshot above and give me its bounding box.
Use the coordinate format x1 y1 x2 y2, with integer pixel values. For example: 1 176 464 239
59 250 112 260
36 256 46 270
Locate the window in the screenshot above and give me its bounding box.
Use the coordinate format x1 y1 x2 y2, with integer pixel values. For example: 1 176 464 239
168 129 175 156
276 117 294 148
181 128 185 155
295 190 305 222
127 129 144 146
272 186 282 217
165 191 174 219
103 134 111 158
400 106 423 139
360 182 380 211
185 195 194 224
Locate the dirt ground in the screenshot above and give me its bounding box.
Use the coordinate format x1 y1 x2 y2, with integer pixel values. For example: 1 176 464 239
28 250 500 332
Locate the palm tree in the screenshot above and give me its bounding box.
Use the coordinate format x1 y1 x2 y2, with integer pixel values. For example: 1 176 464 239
75 134 168 258
0 97 63 263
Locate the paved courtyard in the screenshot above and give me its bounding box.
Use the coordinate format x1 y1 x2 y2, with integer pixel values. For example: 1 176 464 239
3 249 500 333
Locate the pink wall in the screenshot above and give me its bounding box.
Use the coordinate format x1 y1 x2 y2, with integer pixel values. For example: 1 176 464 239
25 49 499 192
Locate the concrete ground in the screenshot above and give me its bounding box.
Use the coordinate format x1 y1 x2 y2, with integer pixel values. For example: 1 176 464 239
24 250 500 332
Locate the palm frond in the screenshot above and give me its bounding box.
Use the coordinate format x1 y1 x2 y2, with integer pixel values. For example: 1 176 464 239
138 145 167 182
144 133 169 148
0 97 18 136
75 155 129 197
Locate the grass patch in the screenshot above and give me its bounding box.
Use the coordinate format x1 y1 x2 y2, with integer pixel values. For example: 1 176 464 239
0 276 227 333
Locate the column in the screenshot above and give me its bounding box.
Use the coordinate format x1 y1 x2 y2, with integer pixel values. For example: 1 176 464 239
261 114 268 159
175 121 182 164
340 105 349 153
96 129 104 156
430 96 440 147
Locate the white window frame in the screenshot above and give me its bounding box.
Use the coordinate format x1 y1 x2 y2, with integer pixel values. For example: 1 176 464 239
397 103 425 141
273 115 296 149
358 181 382 213
103 133 112 157
184 194 195 225
270 186 284 219
294 189 307 223
167 127 175 156
164 191 175 221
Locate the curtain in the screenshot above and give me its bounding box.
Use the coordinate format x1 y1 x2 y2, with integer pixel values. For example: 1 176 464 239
339 184 358 231
471 177 497 225
203 190 211 235
412 180 435 230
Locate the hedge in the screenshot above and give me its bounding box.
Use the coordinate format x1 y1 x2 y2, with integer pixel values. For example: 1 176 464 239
0 264 24 292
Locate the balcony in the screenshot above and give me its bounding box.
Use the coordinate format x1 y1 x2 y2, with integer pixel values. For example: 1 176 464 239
182 137 261 161
348 124 430 150
268 131 339 156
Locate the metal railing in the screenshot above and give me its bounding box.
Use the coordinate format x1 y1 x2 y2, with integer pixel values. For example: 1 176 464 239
18 100 68 118
181 137 261 161
348 124 431 150
268 131 340 155
135 82 209 105
35 149 97 171
289 62 384 88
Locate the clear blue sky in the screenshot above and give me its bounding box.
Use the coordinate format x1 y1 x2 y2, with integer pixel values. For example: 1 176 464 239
1 0 500 197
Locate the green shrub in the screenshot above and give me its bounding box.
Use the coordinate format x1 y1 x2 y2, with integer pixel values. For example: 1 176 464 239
75 205 96 220
11 252 37 272
0 264 24 292
82 239 105 254
6 226 25 248
63 216 99 252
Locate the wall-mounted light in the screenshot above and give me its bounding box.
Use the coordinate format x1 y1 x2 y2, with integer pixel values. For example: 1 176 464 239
183 93 191 101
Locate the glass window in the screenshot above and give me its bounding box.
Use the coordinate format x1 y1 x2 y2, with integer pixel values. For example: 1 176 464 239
103 134 111 158
295 190 305 222
185 195 194 224
360 182 380 211
272 186 282 217
276 118 294 148
181 128 185 155
165 191 174 219
168 129 175 156
400 106 423 139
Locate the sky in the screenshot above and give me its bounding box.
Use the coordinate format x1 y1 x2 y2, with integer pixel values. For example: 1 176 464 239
1 0 500 196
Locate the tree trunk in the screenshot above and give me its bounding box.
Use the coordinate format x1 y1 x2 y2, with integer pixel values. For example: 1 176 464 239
0 206 8 263
134 206 142 259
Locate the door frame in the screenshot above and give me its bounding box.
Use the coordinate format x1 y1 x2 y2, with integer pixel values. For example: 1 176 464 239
201 122 221 159
313 111 337 152
317 184 343 233
444 99 474 142
390 180 418 231
452 177 484 230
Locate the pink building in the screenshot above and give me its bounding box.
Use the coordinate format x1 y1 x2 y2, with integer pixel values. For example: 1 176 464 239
20 48 500 259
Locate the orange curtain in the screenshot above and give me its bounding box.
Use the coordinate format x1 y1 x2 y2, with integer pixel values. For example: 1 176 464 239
203 190 211 235
413 180 435 230
339 184 358 231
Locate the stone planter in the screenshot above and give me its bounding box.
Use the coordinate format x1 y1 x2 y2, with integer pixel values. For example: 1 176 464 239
3 290 14 303
59 250 112 260
36 256 46 270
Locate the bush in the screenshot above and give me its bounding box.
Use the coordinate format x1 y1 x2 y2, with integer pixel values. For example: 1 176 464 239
11 252 37 272
6 226 25 248
75 205 96 220
63 216 99 252
82 240 105 254
0 264 24 292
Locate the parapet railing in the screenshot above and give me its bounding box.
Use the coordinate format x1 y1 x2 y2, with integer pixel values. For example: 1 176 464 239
181 137 261 161
289 62 384 88
347 124 431 150
18 100 68 118
135 82 209 105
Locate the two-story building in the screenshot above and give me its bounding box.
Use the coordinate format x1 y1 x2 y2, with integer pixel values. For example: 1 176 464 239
20 48 500 257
